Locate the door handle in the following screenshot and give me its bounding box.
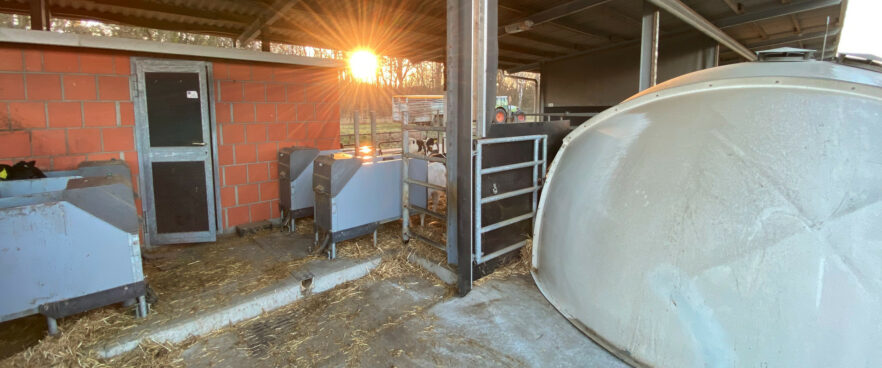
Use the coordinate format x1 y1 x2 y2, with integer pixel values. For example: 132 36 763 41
192 142 206 146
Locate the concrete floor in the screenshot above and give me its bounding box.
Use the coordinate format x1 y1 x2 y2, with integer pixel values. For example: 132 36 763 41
179 273 627 367
0 226 628 367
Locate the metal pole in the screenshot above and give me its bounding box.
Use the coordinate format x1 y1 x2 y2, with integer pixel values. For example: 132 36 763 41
137 295 148 318
639 1 660 91
401 111 411 243
821 16 830 61
473 0 498 138
448 0 474 295
474 142 483 263
370 111 377 155
353 111 360 157
46 316 58 335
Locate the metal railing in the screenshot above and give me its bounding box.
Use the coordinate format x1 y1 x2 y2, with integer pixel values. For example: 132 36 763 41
474 134 547 264
401 112 448 251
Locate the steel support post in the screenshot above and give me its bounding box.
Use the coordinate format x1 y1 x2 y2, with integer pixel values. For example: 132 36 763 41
703 43 720 69
448 0 470 294
639 1 660 91
473 0 498 139
29 0 51 31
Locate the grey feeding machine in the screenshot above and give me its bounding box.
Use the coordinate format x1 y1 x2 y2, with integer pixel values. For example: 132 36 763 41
312 154 427 258
0 160 146 334
278 147 341 230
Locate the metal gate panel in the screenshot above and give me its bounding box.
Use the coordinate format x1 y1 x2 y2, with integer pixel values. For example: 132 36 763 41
474 134 546 264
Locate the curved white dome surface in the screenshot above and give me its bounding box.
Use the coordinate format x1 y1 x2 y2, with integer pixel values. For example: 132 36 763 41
532 61 882 367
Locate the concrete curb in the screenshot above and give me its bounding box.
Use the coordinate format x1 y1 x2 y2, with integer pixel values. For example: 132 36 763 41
407 253 457 285
96 255 382 358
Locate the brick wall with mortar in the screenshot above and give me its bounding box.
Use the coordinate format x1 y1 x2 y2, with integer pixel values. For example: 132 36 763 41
0 44 341 233
0 45 138 207
212 62 340 229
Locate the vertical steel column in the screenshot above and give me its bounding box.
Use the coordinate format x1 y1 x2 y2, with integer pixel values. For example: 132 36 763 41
353 111 360 157
401 111 411 243
29 0 51 31
703 43 720 69
447 0 473 294
473 0 498 138
639 1 660 91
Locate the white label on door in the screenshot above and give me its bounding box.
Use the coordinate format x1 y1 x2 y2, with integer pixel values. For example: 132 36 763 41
187 90 199 99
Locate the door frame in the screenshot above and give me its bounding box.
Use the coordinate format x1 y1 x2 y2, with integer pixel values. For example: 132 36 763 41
131 57 223 246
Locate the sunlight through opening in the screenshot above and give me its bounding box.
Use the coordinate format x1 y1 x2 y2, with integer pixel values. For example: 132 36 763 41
348 48 379 83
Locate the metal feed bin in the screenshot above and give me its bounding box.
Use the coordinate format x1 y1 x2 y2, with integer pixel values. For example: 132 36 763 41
0 160 146 334
533 60 882 367
278 146 340 222
312 153 427 258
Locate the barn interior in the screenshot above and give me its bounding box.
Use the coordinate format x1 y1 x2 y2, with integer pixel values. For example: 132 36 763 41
0 0 860 367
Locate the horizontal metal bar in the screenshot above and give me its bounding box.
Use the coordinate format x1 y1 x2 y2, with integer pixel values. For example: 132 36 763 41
405 178 446 191
410 232 447 251
480 185 541 204
476 240 528 264
715 0 841 29
476 134 546 145
408 205 446 221
403 124 447 132
525 112 598 117
481 212 535 233
480 160 543 175
403 152 447 163
646 0 756 61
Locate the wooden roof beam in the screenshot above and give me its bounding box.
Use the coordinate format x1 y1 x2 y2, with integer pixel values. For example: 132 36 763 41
237 0 303 45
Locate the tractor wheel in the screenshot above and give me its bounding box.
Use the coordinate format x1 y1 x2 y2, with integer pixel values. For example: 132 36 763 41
515 111 526 122
494 107 507 123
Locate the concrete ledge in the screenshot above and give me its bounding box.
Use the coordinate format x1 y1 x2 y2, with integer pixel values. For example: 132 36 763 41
407 253 457 285
0 28 344 68
95 255 382 358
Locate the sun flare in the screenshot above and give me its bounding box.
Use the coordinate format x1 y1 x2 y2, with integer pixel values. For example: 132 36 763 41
348 49 379 83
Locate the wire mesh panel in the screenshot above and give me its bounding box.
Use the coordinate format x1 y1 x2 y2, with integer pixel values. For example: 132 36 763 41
151 161 210 233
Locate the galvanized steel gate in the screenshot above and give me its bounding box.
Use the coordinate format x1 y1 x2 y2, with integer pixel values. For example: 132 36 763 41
473 135 547 264
401 112 448 251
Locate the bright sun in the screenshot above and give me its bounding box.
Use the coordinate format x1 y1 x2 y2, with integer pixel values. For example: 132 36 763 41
348 49 379 83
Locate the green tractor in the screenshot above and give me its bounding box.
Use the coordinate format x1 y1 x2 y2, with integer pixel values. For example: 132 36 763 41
494 96 526 123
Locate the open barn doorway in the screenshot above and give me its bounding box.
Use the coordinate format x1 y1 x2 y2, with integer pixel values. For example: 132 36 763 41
132 58 220 246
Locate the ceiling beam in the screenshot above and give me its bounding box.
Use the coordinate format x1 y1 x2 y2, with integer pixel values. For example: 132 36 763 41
507 38 640 73
237 0 302 45
498 2 613 43
714 0 841 29
721 0 744 14
500 0 614 34
744 26 840 50
647 0 756 61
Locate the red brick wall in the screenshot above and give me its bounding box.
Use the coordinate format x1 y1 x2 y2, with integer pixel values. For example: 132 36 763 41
212 62 340 229
0 45 138 187
0 44 341 232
